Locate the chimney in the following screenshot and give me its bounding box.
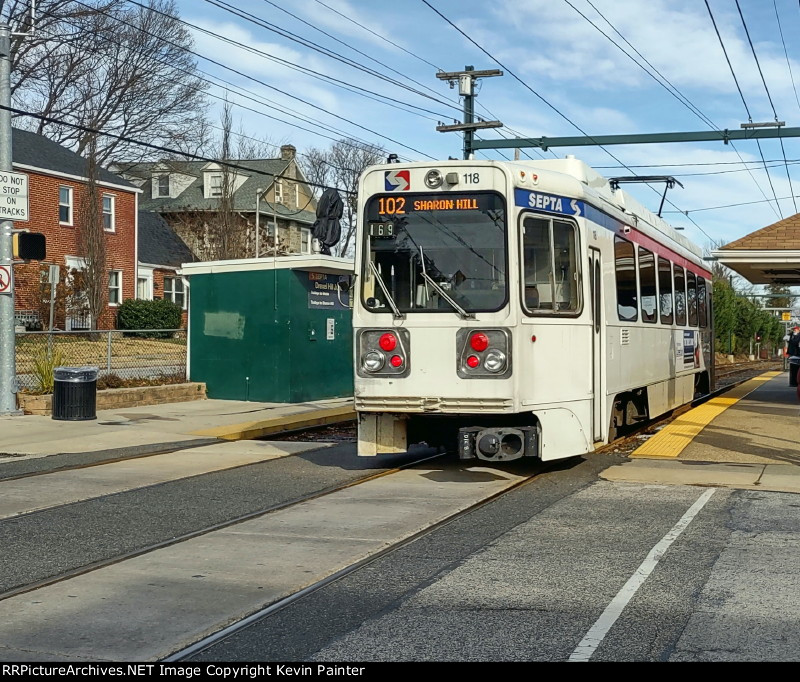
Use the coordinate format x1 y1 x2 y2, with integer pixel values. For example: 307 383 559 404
280 144 296 161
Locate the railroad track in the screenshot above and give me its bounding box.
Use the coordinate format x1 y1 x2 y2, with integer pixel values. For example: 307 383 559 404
0 368 772 661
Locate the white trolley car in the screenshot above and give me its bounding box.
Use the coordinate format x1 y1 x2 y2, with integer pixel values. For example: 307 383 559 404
352 157 713 463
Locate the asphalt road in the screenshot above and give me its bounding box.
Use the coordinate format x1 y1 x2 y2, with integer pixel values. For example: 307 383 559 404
184 452 800 663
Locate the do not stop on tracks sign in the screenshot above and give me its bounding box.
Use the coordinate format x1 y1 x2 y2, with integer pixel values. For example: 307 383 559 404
0 171 29 222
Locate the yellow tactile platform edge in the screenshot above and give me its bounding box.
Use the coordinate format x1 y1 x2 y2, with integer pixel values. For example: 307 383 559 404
631 371 782 459
191 406 357 441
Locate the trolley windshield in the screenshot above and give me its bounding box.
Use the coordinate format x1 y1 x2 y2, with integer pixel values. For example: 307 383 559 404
361 192 507 314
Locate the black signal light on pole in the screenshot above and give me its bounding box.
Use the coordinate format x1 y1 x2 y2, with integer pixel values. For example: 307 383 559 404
12 231 46 260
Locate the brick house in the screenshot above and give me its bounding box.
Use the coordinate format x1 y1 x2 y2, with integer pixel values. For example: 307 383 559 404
136 210 195 326
112 144 317 261
12 128 139 330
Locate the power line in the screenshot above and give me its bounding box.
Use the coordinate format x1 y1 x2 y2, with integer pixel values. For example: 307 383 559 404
202 0 459 112
1 103 357 196
291 0 547 162
122 0 436 159
53 3 406 161
258 0 457 112
311 0 440 72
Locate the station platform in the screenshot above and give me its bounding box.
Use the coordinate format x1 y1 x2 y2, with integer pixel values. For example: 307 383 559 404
0 396 356 466
603 371 800 493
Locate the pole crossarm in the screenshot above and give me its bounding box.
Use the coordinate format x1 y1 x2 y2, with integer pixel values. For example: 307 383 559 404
471 127 800 151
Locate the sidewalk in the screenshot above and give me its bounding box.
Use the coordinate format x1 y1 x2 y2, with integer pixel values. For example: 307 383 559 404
0 396 356 464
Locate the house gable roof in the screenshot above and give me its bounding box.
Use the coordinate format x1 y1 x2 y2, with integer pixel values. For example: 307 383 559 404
122 159 317 224
12 127 134 188
138 210 196 268
721 213 800 250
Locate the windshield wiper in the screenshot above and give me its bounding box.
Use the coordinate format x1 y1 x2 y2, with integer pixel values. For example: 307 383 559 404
418 246 475 320
368 260 405 319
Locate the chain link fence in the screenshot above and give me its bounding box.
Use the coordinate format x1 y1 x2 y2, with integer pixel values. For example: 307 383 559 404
15 329 187 392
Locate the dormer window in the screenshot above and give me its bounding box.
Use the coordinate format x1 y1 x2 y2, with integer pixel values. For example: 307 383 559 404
209 174 223 197
155 174 170 198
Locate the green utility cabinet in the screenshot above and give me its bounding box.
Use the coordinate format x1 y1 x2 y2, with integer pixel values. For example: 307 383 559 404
184 256 354 402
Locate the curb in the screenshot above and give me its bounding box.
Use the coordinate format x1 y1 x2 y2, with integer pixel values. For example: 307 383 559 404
190 406 357 441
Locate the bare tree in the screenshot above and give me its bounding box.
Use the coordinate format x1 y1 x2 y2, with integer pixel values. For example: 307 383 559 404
167 103 290 262
77 133 108 329
299 138 384 257
10 0 209 164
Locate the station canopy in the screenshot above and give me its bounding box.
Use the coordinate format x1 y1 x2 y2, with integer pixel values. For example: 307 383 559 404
710 214 800 285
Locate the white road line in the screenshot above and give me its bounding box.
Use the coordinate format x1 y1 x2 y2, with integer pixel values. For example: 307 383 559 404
568 488 716 662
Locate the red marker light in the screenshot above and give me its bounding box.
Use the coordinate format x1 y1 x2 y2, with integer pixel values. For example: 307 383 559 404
470 333 489 352
379 333 397 351
466 355 480 368
390 355 404 367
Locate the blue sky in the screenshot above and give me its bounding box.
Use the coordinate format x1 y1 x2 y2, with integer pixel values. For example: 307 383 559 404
175 0 800 254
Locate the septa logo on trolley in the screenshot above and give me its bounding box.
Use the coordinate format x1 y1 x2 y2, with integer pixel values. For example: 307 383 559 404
514 188 584 217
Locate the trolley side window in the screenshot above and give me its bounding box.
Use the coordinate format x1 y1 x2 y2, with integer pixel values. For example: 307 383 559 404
521 216 580 314
638 246 657 323
658 257 673 325
697 276 708 328
614 236 637 322
687 271 698 327
674 265 686 326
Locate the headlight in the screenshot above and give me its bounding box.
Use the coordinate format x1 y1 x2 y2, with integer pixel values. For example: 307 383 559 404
424 169 443 188
484 349 506 373
362 351 385 372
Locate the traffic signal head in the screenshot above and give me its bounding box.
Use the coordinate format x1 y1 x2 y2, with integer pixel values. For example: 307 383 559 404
12 232 46 260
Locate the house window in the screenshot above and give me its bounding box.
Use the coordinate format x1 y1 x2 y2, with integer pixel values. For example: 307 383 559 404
137 277 149 299
108 270 122 306
156 174 170 198
294 182 300 208
209 174 223 197
274 180 284 204
301 227 311 254
59 186 73 224
164 276 186 309
102 194 115 232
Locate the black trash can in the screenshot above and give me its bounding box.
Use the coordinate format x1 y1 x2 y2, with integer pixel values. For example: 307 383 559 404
52 366 98 421
790 357 800 388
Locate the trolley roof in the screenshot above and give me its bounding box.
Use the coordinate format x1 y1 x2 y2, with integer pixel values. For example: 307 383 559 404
362 157 704 266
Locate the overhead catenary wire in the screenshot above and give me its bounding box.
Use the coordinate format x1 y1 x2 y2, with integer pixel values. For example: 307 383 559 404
705 0 783 220
736 0 794 212
568 0 783 223
420 0 716 243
